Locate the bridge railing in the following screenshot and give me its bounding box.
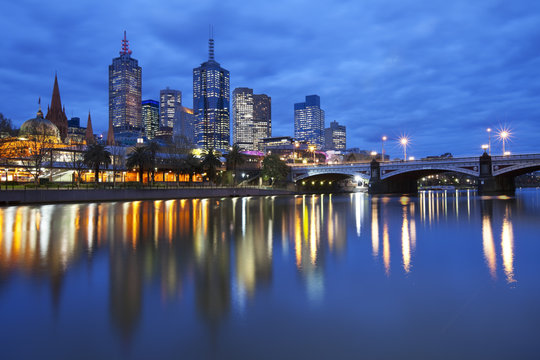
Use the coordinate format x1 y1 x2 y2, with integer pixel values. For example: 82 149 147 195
290 154 540 169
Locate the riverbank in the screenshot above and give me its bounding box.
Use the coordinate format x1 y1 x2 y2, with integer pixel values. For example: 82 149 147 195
0 187 296 205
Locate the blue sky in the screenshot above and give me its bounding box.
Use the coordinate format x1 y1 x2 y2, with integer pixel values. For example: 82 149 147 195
1 0 539 157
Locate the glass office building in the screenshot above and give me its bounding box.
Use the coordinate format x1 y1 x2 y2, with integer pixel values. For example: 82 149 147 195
294 95 325 149
109 31 142 132
193 37 230 151
324 120 346 150
233 88 271 151
142 100 159 140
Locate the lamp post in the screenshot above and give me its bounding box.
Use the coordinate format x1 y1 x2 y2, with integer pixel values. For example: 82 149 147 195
399 136 409 161
309 145 315 163
499 130 509 155
381 136 387 161
487 128 492 155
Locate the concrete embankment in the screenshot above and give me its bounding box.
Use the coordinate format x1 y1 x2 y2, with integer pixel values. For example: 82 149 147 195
0 187 296 205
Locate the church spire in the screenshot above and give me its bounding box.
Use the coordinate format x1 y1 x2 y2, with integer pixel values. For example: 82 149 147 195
106 116 115 146
46 73 68 141
120 30 132 56
85 111 95 145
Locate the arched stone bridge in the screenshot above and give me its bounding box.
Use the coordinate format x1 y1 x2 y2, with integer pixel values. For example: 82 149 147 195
290 154 540 194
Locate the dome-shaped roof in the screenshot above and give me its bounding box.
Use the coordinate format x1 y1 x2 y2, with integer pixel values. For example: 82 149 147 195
20 109 61 142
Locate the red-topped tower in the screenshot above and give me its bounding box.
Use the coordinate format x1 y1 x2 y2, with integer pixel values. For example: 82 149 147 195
46 74 69 141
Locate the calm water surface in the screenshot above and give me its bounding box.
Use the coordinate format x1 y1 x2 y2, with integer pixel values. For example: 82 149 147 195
1 190 540 359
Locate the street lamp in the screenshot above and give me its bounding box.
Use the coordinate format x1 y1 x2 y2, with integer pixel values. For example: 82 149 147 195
399 136 409 161
381 136 387 161
497 128 511 155
371 151 377 159
487 128 492 155
308 145 315 163
481 144 489 153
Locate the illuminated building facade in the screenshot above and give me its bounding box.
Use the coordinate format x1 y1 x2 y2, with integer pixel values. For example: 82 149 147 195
109 31 142 133
173 106 195 144
159 88 182 139
294 95 325 149
193 37 230 151
232 88 271 151
142 100 159 140
324 120 346 150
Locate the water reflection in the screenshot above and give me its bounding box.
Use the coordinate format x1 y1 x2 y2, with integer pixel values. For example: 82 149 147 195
0 190 527 343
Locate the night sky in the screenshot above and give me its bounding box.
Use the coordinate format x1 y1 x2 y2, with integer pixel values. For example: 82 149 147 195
1 0 539 157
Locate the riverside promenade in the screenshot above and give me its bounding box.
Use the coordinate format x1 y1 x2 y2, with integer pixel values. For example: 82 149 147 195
0 186 296 205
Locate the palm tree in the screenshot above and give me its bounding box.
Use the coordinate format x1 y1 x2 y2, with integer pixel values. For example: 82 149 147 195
185 153 201 183
200 148 222 183
84 144 112 184
226 144 245 184
126 146 150 184
144 141 160 184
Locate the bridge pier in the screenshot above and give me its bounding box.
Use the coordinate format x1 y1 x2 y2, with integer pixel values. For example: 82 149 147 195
477 152 515 195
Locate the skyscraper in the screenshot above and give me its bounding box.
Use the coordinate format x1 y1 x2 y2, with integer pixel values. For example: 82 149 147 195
232 88 271 151
142 100 159 140
324 120 346 150
109 31 142 133
173 106 195 144
294 95 325 149
159 88 182 139
193 36 230 151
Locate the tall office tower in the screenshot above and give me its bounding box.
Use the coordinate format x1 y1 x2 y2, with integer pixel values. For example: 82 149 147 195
232 88 271 151
142 99 159 140
324 120 346 150
173 106 195 144
46 74 69 142
193 36 230 151
253 94 271 151
109 31 142 132
294 95 325 149
159 88 182 138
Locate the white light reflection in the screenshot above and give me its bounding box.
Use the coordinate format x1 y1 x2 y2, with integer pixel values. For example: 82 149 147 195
482 215 497 279
501 212 516 284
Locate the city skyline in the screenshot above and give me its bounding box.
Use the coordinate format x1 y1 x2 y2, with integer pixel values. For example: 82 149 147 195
2 0 540 156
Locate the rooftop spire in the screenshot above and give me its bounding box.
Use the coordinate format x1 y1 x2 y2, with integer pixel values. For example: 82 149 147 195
106 116 115 146
120 30 132 56
37 97 43 118
209 25 215 61
86 111 95 145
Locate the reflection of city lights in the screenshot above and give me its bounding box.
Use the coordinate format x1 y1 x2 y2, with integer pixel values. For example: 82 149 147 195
501 213 515 284
482 216 497 279
383 223 390 276
402 208 411 273
371 202 379 257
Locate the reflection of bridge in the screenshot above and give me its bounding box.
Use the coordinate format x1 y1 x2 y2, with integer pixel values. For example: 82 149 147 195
291 153 540 194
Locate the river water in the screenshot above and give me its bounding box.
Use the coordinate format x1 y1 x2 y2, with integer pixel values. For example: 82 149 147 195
1 190 540 359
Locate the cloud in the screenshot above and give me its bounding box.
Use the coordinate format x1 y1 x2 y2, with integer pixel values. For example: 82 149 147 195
1 0 539 156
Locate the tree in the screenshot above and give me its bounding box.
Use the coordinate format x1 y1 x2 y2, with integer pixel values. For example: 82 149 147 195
225 144 245 184
84 144 112 184
261 154 289 185
0 113 17 137
144 141 160 184
185 153 201 183
164 136 192 182
109 145 125 187
126 146 150 184
66 144 86 187
200 148 222 183
16 122 57 184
